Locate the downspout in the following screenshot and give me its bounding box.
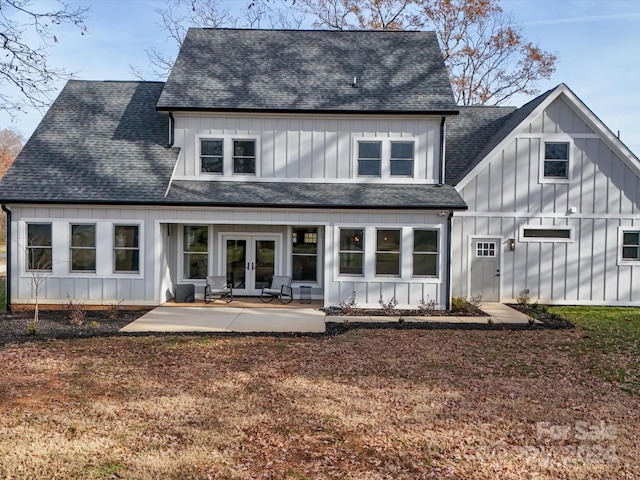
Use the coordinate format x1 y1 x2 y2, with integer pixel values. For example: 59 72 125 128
167 112 175 148
2 204 11 312
445 209 453 311
439 115 446 185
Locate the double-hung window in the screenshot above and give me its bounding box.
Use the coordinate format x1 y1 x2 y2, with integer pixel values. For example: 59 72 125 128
358 142 382 176
70 224 96 272
200 139 224 174
390 142 414 176
183 225 208 279
233 140 256 174
376 229 401 276
292 227 318 282
339 228 364 275
543 142 570 180
413 230 438 276
622 231 640 261
114 225 139 273
27 223 52 271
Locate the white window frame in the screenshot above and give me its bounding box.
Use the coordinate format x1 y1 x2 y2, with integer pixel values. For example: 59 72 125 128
519 225 575 243
375 228 402 277
291 226 320 284
182 225 210 281
196 134 260 178
538 137 573 184
353 137 418 180
69 223 97 273
338 227 365 277
618 226 640 265
113 224 141 274
412 228 439 277
25 222 53 272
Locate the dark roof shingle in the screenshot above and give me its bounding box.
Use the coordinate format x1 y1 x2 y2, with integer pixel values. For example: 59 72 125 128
157 28 458 113
0 80 179 203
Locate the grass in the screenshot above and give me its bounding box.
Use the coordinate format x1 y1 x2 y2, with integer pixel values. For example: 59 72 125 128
550 306 640 395
0 312 639 479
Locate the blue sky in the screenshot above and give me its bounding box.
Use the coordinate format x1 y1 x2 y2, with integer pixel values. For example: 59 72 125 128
2 0 639 157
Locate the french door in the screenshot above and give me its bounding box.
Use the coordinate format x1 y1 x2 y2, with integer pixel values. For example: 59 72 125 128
222 235 279 296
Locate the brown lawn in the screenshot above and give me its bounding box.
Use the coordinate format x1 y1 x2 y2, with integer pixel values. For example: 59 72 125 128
0 329 637 479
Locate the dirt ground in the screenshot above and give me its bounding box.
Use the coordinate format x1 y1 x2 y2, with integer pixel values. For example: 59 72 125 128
0 327 637 479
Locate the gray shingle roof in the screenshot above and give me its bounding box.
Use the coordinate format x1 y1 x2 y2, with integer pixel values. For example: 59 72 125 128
157 28 458 113
165 181 467 209
445 86 558 185
0 80 179 203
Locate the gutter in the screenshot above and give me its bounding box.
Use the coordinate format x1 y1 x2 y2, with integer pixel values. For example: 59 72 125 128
445 209 453 311
1 204 11 312
439 115 446 185
167 112 175 147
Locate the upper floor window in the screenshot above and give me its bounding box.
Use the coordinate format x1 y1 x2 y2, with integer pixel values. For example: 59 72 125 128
292 227 318 282
543 142 570 180
390 142 414 176
233 140 256 175
356 139 416 178
358 142 381 176
521 226 573 243
200 139 223 174
376 229 401 276
114 225 139 273
27 223 52 271
339 228 364 275
70 224 96 272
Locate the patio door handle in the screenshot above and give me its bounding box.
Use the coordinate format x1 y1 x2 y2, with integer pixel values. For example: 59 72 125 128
251 262 254 271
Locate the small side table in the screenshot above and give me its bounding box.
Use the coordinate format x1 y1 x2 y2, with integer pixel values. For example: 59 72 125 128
174 283 195 303
299 285 312 304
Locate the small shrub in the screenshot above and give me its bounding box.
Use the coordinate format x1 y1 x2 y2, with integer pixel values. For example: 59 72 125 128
417 297 439 315
487 317 494 326
528 316 536 326
516 291 530 306
337 292 358 315
379 295 399 315
67 294 86 326
397 317 405 325
27 320 37 335
469 294 482 308
91 320 100 328
107 299 124 321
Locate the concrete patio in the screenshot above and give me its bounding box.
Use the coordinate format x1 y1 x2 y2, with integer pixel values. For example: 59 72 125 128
119 302 532 333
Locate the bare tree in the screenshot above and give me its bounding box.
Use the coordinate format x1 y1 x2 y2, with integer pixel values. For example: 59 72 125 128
298 0 557 105
0 0 88 115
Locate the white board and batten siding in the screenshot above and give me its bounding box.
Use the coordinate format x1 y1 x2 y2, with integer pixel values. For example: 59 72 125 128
452 96 640 305
10 205 448 308
171 113 442 182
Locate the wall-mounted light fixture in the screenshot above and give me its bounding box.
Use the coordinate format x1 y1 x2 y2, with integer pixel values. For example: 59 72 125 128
509 238 516 251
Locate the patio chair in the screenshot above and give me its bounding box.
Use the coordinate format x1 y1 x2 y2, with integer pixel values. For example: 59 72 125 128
260 275 293 304
204 276 233 304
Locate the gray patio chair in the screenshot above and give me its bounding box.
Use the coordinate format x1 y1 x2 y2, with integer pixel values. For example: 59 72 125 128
204 276 233 303
260 275 293 304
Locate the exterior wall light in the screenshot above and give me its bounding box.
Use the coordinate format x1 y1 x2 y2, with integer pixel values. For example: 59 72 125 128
509 238 516 251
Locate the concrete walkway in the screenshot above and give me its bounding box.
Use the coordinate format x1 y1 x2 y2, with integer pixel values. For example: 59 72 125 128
119 302 531 334
119 306 327 333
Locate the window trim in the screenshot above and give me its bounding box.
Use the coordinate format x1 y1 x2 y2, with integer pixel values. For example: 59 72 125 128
618 227 640 265
26 222 53 272
539 138 573 184
232 138 257 176
412 228 439 277
353 137 418 180
182 225 209 280
291 226 320 284
196 135 260 178
375 228 402 277
69 223 97 273
519 225 575 243
113 224 141 274
357 140 382 177
338 227 365 277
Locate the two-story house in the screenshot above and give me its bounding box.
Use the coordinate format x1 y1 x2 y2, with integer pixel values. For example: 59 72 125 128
0 28 638 309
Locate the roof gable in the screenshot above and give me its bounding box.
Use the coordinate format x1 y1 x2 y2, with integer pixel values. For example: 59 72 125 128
157 28 458 113
451 84 640 189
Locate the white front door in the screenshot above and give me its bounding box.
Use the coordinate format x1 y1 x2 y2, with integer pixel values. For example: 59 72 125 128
222 235 279 296
469 237 501 302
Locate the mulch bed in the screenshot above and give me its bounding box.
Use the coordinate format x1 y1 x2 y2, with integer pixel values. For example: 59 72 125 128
508 303 575 328
0 309 150 346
